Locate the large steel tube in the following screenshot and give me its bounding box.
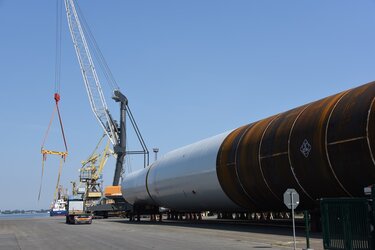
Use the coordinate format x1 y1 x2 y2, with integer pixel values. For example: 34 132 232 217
122 81 375 212
123 132 241 211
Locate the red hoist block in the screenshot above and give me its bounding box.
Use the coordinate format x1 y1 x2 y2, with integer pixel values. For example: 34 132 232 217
54 93 61 103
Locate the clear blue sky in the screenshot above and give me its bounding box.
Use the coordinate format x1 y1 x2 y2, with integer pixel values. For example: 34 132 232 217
1 0 375 210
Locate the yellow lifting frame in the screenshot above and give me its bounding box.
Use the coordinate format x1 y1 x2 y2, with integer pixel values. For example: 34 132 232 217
38 148 68 201
38 93 69 201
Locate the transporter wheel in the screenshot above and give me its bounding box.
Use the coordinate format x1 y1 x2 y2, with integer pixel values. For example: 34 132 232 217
69 215 75 224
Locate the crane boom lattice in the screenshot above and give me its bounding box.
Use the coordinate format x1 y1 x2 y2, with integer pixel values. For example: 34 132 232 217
63 0 149 186
64 0 117 145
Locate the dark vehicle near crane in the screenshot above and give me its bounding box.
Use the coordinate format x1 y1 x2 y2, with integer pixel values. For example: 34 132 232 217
65 196 92 224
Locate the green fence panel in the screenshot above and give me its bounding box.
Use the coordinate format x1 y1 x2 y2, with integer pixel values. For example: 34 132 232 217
320 198 373 250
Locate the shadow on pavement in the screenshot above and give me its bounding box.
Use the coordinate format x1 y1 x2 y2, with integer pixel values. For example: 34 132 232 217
110 218 322 239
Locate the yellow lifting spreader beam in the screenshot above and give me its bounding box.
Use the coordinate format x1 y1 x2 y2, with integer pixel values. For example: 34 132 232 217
38 93 68 201
41 149 68 157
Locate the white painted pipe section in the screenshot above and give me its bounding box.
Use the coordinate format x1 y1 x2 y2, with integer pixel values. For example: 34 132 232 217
121 166 156 206
122 131 241 211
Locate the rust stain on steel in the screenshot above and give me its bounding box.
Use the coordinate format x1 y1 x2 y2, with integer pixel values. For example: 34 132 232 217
366 97 375 169
235 115 280 210
260 104 315 210
216 124 258 210
289 90 349 199
287 103 313 202
322 89 352 197
327 82 375 196
216 81 375 212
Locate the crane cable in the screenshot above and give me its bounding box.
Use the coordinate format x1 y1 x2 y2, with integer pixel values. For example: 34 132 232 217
54 0 63 94
38 0 68 201
75 1 119 91
38 96 69 201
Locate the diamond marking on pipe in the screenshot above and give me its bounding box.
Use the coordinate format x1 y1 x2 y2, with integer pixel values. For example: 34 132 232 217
300 139 312 158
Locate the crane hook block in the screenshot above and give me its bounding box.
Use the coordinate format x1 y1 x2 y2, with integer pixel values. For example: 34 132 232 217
54 93 60 103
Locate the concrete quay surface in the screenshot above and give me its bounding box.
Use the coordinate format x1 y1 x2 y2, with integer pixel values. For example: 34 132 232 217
0 217 323 250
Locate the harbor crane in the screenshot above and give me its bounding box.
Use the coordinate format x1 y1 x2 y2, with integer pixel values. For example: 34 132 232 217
64 0 149 186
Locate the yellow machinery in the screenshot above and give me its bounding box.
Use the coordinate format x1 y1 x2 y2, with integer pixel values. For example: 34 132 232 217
78 134 113 208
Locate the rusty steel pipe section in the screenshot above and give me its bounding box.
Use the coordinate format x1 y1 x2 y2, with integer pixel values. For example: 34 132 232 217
123 81 375 212
217 81 375 211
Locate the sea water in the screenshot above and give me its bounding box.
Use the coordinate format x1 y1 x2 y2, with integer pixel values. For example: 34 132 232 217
0 213 50 220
